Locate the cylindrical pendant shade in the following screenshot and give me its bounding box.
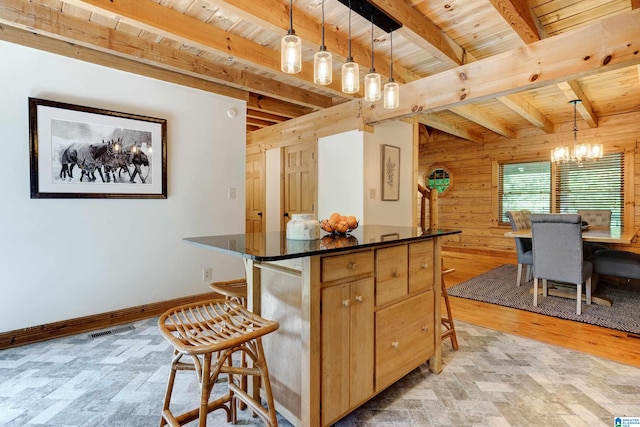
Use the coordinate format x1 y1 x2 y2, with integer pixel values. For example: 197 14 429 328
342 61 360 94
281 34 301 74
384 81 399 109
314 50 332 85
364 72 381 102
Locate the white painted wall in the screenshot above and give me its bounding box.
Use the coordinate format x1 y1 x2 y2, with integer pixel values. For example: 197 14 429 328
317 122 413 227
364 121 414 226
318 130 365 222
0 41 247 332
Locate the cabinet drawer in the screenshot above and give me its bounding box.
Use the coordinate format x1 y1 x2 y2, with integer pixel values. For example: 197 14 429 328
321 250 373 283
375 291 435 391
375 245 408 306
409 240 434 293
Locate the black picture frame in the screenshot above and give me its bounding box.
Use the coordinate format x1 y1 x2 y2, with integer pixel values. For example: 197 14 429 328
29 97 167 199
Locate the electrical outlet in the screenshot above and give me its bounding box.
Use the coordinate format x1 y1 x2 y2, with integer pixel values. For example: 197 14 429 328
369 188 376 199
228 187 236 199
202 267 212 281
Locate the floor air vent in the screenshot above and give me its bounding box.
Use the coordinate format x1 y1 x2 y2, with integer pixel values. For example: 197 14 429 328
89 324 135 339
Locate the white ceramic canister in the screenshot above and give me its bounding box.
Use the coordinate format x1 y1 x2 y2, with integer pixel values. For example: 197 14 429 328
286 213 321 240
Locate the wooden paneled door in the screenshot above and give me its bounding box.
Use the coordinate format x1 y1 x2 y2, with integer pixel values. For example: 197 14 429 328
282 140 317 229
246 152 264 250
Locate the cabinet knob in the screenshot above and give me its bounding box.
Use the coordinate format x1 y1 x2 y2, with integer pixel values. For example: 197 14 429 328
422 325 429 332
342 299 351 307
391 341 399 349
348 262 357 270
421 263 428 269
354 295 363 303
392 271 399 278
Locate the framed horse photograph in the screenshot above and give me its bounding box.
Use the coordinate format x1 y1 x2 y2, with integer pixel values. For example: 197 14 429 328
29 97 167 199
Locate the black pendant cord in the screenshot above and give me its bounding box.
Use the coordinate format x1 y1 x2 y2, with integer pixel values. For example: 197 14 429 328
347 0 353 61
369 16 375 73
320 0 326 50
288 0 295 35
389 31 394 81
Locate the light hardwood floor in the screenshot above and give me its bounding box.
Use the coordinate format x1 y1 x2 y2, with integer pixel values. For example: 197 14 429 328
442 250 640 369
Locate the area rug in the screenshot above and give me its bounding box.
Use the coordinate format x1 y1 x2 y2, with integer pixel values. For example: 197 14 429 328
447 264 640 334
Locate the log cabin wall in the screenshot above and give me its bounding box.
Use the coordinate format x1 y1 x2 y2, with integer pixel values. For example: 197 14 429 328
418 110 640 255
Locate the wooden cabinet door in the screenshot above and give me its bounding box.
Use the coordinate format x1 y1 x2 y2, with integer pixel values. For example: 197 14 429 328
321 277 374 426
409 240 434 293
349 278 374 408
375 291 434 392
321 283 351 425
246 152 264 252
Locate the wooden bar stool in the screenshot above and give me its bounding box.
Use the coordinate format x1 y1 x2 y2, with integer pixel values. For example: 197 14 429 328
158 299 279 426
441 264 459 351
209 278 247 306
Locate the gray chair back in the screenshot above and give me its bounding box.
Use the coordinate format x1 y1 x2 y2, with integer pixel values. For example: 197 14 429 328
530 214 592 284
577 209 611 228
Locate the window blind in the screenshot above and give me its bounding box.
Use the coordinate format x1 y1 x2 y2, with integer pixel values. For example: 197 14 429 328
555 152 624 227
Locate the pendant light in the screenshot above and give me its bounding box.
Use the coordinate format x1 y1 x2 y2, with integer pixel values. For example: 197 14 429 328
383 30 399 109
364 15 381 102
314 0 332 85
281 0 301 74
341 0 359 94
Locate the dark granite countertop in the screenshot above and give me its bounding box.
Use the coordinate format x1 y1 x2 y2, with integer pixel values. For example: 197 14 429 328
184 225 461 261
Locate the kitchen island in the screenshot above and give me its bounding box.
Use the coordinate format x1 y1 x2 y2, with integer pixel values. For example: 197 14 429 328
185 225 461 427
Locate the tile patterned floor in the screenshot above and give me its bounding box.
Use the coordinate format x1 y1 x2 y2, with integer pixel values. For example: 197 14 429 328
1 318 639 426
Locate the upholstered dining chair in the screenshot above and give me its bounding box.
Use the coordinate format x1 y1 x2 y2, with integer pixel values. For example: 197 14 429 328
578 209 612 256
530 213 593 315
506 210 533 286
577 209 612 228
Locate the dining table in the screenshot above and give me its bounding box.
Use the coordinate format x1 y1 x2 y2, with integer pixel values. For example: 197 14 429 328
504 226 639 307
504 226 638 244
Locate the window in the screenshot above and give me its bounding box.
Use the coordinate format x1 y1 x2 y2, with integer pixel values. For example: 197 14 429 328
498 161 551 223
498 153 625 226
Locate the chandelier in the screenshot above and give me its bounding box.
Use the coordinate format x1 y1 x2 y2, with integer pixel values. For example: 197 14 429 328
551 100 603 163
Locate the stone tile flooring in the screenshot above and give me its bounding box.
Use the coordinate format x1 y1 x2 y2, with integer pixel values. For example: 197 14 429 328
1 317 639 426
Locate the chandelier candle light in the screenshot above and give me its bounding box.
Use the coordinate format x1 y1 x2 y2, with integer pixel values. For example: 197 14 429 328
551 100 603 163
364 15 381 102
314 0 332 85
281 0 301 74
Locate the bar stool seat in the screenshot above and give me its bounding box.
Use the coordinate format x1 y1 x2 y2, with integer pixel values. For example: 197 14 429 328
158 299 279 426
209 278 247 306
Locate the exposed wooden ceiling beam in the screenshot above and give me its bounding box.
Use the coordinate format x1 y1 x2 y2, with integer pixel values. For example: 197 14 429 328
488 0 542 44
366 0 465 68
557 81 598 128
365 10 640 124
450 104 516 138
246 109 288 124
633 0 640 10
0 0 333 109
416 115 484 143
371 0 554 137
0 23 248 101
251 10 640 146
70 0 348 96
497 95 555 133
248 94 313 119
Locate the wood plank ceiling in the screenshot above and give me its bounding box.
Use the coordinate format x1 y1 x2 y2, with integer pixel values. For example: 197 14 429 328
1 0 639 140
